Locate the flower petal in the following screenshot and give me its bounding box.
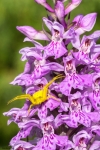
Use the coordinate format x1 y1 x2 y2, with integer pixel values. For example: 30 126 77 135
16 26 49 41
81 13 97 31
65 0 82 15
55 1 66 27
43 17 53 31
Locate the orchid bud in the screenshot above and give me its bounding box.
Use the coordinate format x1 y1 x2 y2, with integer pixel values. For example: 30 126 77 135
55 1 67 27
35 0 54 12
65 0 82 15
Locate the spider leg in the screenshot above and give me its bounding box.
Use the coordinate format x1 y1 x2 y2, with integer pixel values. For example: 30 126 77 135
47 94 61 102
42 74 65 101
45 74 65 89
28 104 34 116
7 94 33 105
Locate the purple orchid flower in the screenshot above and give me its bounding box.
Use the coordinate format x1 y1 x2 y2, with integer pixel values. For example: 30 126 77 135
58 55 84 96
10 41 43 86
91 52 100 68
43 17 75 59
60 92 92 128
72 30 100 64
72 13 97 35
3 102 38 125
88 73 100 110
32 115 68 150
43 18 67 59
10 115 67 150
10 118 40 146
73 36 94 64
10 69 48 87
3 108 22 125
72 130 91 150
12 61 63 85
90 124 100 136
11 45 64 87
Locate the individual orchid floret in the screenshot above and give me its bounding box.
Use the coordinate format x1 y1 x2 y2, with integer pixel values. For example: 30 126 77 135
90 124 100 136
10 119 40 146
88 73 100 110
19 42 43 62
72 30 100 65
90 52 100 72
10 44 43 85
37 96 60 119
10 115 67 149
92 73 100 92
10 60 34 86
32 115 68 150
72 30 100 53
10 61 64 88
11 46 64 87
72 130 91 150
65 0 82 15
72 36 93 64
43 18 67 59
72 13 97 35
35 0 54 13
43 17 75 59
3 108 22 125
58 55 84 96
3 101 38 125
61 92 91 128
91 52 100 66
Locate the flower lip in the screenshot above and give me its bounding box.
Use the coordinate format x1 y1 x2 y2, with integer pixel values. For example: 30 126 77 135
71 99 79 106
69 92 81 102
93 73 100 83
84 39 91 47
42 122 54 135
97 54 100 60
17 146 23 150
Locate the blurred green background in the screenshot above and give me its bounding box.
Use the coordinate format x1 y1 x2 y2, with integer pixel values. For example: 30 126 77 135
0 0 100 147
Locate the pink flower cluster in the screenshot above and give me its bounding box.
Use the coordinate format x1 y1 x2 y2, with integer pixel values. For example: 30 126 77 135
4 0 100 149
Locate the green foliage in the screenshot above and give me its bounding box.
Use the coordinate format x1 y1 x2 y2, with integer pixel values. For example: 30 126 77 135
0 0 100 147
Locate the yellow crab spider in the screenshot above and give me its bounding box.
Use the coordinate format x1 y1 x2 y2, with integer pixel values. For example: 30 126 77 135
7 74 65 113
